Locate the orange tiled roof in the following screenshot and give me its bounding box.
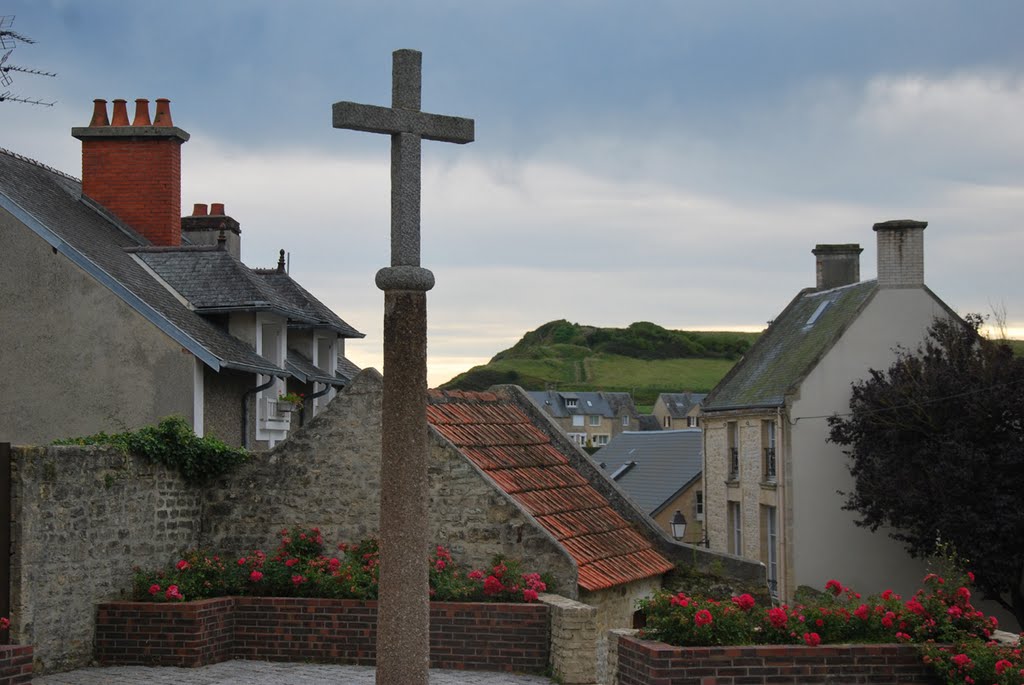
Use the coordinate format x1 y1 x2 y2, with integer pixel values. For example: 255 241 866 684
427 390 675 592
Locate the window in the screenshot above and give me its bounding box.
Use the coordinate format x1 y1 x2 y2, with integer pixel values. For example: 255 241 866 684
695 490 704 521
588 414 601 427
729 502 742 555
763 505 778 597
568 433 587 446
663 416 671 428
727 421 739 480
593 434 610 446
565 398 578 409
687 416 699 428
762 420 777 482
572 415 585 427
622 414 629 427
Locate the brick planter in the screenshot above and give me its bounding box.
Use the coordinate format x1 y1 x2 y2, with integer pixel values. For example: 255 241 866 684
97 597 549 672
615 634 938 685
0 645 33 684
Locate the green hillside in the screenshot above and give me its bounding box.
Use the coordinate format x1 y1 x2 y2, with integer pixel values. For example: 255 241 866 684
440 320 761 405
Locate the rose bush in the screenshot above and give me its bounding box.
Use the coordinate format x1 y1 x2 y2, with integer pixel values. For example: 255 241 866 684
133 527 552 605
639 570 1022 685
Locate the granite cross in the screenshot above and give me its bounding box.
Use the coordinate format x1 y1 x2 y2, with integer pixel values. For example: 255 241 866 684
332 49 474 685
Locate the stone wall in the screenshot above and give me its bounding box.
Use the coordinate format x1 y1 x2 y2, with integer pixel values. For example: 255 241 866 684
541 593 598 684
10 445 201 673
202 370 578 595
581 576 661 685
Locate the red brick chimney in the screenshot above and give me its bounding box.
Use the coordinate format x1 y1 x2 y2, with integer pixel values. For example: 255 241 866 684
72 98 191 246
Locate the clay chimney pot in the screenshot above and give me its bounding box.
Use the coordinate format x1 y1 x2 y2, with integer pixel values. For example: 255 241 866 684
110 99 129 126
89 99 109 127
132 99 151 126
191 203 208 216
153 98 173 126
210 202 225 215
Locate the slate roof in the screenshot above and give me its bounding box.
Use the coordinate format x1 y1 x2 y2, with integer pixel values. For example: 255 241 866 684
637 415 662 431
336 355 362 383
286 350 345 387
593 430 703 516
703 280 878 411
255 270 364 338
526 390 636 419
427 390 675 592
0 148 287 376
657 392 707 418
133 248 314 322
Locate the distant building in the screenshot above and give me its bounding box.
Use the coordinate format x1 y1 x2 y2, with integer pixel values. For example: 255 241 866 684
526 390 638 447
594 430 704 545
652 392 707 430
702 226 958 601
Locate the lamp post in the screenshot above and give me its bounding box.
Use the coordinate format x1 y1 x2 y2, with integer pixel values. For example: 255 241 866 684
670 510 687 541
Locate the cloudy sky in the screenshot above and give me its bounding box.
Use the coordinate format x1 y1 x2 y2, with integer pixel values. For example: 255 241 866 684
5 1 1023 386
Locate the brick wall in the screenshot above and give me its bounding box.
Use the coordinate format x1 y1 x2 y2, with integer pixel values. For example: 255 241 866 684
0 646 33 685
613 634 937 685
96 597 549 672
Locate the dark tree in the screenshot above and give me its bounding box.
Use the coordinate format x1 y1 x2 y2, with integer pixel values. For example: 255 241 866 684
828 314 1024 627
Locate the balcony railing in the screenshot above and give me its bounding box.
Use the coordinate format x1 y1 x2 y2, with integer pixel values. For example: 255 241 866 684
728 447 739 480
763 447 777 482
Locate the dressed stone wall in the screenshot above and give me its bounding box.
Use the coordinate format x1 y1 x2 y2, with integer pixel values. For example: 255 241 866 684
10 445 201 673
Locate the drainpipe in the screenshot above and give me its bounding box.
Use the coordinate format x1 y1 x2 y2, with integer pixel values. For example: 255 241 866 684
242 375 278 449
301 382 333 427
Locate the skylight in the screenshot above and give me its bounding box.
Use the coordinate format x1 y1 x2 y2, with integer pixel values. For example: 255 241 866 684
805 300 831 327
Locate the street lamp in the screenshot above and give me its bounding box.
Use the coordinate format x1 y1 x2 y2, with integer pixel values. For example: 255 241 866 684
670 510 687 541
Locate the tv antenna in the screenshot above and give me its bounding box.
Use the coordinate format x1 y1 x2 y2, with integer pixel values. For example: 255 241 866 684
0 16 56 106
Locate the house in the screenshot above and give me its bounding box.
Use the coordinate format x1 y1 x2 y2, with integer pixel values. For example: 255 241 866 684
593 429 705 545
0 97 363 448
652 392 707 430
526 390 638 447
701 226 960 601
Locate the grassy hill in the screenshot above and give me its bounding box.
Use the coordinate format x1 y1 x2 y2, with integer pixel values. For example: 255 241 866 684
439 320 761 405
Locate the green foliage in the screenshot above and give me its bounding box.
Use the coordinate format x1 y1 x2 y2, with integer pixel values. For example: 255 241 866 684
828 315 1024 626
54 415 249 484
132 528 553 605
442 319 758 394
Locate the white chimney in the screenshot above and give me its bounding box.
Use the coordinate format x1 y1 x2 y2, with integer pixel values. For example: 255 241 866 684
873 219 926 288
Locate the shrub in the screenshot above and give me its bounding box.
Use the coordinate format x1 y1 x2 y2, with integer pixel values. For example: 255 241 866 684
133 527 552 605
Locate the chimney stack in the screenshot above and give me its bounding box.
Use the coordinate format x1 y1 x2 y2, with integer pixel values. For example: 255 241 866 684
181 202 242 259
873 219 926 288
812 244 862 290
72 98 190 246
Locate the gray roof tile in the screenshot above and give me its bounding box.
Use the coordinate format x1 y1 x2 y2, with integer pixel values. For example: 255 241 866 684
592 430 703 515
703 281 877 411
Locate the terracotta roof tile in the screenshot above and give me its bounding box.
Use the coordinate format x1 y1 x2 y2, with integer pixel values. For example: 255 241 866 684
427 392 674 592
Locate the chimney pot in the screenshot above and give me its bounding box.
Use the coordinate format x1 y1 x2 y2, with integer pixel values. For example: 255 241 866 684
210 202 225 215
89 99 109 127
812 243 862 290
191 203 208 216
132 99 151 126
111 99 129 126
873 219 927 288
153 98 173 126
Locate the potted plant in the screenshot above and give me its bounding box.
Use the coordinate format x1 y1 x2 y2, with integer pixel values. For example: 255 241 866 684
277 392 304 413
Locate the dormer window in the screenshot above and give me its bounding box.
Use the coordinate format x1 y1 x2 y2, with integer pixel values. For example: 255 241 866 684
565 398 578 409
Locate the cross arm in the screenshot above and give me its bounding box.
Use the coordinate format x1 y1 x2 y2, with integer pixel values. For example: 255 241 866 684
332 101 474 144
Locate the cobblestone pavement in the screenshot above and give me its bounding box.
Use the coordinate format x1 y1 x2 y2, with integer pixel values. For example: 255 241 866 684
32 660 557 684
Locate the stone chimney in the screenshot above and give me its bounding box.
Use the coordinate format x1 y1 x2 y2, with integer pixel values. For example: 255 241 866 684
873 219 926 288
812 244 863 290
181 202 242 259
72 98 191 246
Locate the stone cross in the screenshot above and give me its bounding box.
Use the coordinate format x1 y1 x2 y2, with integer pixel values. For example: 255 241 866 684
332 49 474 685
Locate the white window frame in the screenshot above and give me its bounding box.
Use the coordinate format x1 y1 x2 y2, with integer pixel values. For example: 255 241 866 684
588 414 601 427
687 416 698 428
695 490 704 521
621 414 629 427
572 415 585 427
663 416 671 428
766 505 778 597
730 502 742 556
592 434 610 446
565 398 578 409
255 314 290 445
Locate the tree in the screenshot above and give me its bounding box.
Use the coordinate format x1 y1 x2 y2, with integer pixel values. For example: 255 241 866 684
828 314 1024 627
